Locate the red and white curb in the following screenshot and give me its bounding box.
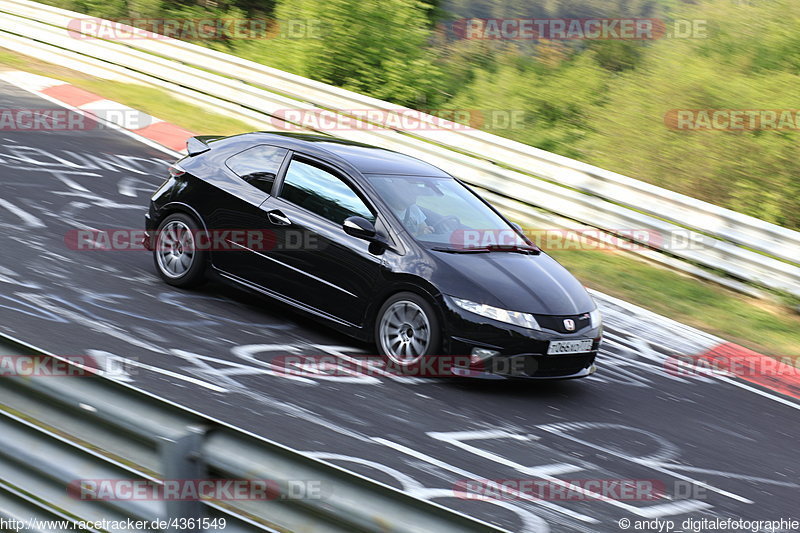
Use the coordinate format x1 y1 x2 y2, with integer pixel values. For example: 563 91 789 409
593 290 800 404
0 71 194 154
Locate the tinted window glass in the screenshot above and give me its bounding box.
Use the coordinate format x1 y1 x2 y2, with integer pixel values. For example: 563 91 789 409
367 174 520 246
280 159 374 224
226 145 288 194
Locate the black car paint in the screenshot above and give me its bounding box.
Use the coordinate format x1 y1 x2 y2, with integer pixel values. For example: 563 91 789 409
146 132 601 378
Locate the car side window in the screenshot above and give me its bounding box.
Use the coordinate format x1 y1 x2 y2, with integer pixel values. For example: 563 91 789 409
280 159 375 225
225 145 288 195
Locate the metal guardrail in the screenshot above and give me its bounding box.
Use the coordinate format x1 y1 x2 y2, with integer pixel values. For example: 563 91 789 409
0 0 798 298
0 333 508 532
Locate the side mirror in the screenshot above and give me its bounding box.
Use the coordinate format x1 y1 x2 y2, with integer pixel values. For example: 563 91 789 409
343 216 377 240
511 222 535 246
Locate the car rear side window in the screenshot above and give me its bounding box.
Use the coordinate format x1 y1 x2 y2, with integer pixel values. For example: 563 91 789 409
280 159 375 225
226 145 288 194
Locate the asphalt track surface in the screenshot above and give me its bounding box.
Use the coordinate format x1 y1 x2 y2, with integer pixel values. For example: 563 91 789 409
0 79 798 533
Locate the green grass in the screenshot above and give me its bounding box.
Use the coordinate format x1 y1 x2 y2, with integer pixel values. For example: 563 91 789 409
0 49 252 136
0 49 32 69
72 78 254 136
1 48 797 357
551 249 800 356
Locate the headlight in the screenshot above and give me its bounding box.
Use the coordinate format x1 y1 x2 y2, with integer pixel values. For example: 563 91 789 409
589 307 602 329
451 297 541 331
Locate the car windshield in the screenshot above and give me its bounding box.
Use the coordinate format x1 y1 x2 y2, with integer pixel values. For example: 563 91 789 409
366 174 530 249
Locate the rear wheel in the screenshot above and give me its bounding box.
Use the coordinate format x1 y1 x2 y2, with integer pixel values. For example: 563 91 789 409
153 213 206 287
375 292 442 375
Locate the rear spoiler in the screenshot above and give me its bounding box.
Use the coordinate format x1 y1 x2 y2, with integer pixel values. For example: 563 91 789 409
186 136 221 156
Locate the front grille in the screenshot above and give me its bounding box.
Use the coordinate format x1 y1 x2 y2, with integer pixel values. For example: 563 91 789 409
533 354 595 375
535 313 591 333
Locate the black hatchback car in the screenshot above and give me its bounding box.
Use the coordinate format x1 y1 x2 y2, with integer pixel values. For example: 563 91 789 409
145 132 602 379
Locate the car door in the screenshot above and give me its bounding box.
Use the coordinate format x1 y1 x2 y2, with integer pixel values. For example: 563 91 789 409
253 154 384 326
202 144 289 280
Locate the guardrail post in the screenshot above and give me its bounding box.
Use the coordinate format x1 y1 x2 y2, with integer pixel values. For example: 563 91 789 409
160 424 207 532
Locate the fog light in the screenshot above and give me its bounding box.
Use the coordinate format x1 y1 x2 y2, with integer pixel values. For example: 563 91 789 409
470 347 500 364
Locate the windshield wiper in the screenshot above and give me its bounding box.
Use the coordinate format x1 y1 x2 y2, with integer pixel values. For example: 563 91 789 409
431 246 491 254
485 244 541 255
431 244 540 255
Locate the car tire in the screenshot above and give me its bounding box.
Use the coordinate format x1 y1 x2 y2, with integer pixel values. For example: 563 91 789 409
153 212 207 288
375 291 442 376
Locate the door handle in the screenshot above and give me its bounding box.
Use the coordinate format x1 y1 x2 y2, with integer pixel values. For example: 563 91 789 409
267 210 292 226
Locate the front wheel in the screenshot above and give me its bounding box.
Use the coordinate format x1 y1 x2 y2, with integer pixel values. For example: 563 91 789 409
375 292 442 375
153 213 207 287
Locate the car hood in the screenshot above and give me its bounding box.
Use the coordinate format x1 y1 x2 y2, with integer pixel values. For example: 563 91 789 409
429 250 595 315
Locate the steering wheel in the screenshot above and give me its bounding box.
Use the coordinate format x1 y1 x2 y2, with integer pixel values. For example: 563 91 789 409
431 215 461 234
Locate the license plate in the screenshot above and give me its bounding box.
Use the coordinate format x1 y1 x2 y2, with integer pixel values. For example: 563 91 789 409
547 339 593 355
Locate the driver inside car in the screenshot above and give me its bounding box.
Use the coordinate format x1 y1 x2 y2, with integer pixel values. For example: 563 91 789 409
382 180 435 236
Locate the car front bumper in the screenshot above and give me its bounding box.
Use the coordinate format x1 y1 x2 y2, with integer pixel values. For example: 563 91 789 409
440 295 601 379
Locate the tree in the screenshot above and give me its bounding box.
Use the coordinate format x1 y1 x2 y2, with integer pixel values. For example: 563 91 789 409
579 0 800 228
262 0 442 107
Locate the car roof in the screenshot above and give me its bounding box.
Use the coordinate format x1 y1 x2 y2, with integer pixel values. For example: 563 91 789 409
244 132 451 177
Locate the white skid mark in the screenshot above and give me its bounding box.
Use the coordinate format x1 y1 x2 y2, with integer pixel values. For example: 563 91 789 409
0 198 45 228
